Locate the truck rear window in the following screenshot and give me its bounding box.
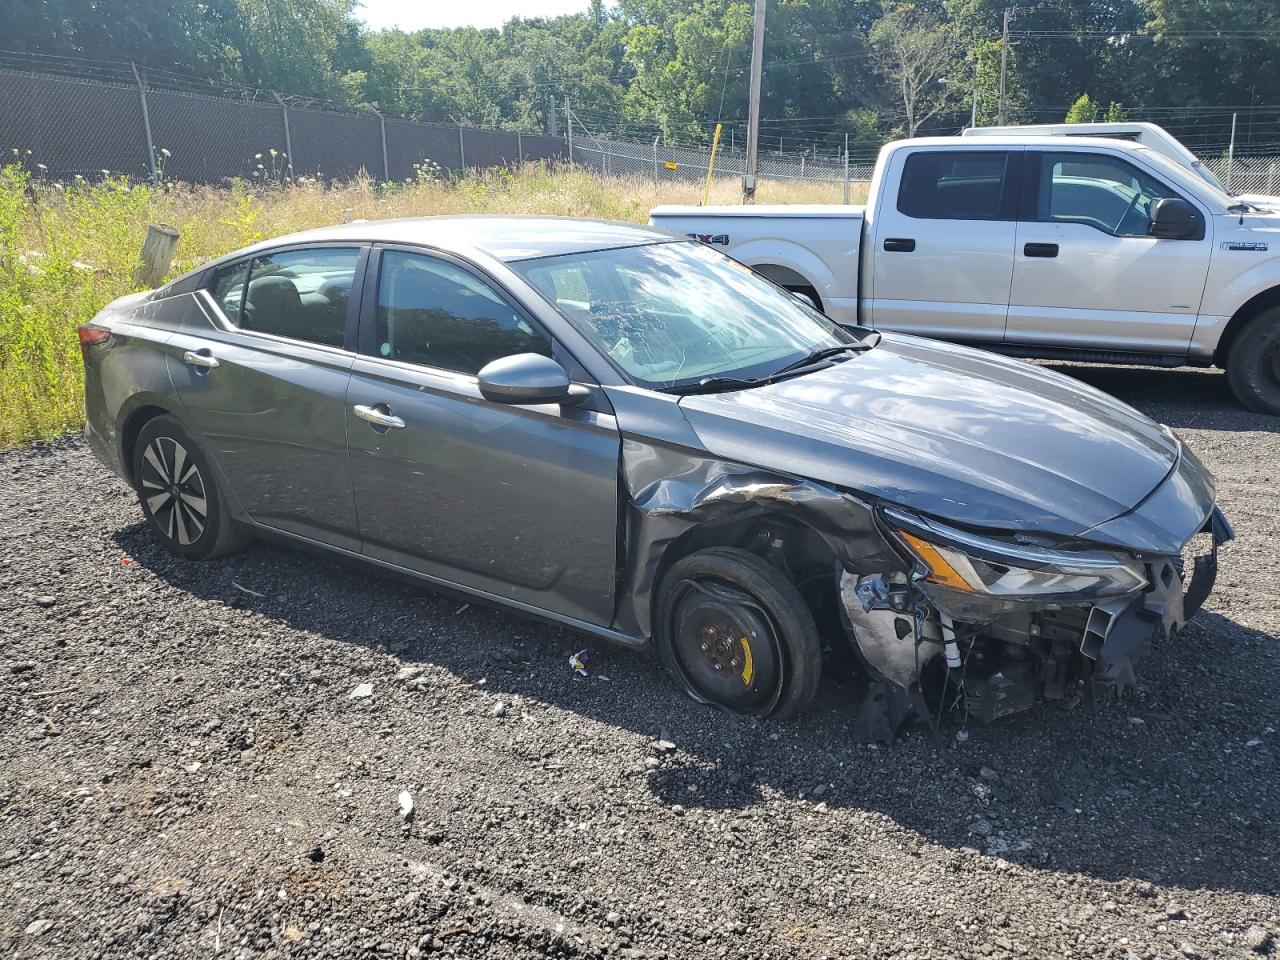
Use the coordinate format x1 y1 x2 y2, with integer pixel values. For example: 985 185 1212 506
897 151 1014 221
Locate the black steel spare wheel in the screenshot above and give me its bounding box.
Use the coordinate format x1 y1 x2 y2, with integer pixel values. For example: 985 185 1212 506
670 580 781 712
656 547 822 720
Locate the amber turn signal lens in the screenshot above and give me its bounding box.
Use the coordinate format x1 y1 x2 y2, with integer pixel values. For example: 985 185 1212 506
896 530 974 591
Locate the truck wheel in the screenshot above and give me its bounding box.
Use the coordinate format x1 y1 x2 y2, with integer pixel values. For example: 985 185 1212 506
655 547 821 720
785 284 824 314
1226 307 1280 415
132 415 250 560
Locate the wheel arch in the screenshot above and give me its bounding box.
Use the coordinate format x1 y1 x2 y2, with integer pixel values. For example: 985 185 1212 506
118 400 182 488
728 239 842 310
648 510 845 646
1214 284 1280 366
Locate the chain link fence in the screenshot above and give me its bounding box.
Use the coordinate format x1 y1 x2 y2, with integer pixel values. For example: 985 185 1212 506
1202 155 1280 196
3 61 1279 204
566 116 877 204
0 65 565 184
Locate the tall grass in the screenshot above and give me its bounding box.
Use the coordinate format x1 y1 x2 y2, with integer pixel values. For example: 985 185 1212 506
0 163 866 447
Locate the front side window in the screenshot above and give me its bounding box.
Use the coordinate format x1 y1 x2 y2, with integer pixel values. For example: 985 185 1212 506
1038 152 1181 237
513 241 854 390
898 150 1013 220
375 251 552 375
220 247 360 347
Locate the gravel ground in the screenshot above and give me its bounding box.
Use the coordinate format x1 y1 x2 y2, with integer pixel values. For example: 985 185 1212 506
2 364 1278 960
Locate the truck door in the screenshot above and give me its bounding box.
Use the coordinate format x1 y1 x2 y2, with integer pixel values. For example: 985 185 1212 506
1006 150 1209 354
868 148 1019 342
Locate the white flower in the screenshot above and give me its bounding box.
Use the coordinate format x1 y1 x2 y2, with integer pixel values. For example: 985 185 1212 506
254 153 262 160
159 148 171 158
269 148 278 157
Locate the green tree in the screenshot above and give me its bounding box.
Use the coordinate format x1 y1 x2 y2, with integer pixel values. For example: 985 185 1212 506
870 2 964 137
1064 93 1099 123
1104 100 1129 122
972 37 1027 126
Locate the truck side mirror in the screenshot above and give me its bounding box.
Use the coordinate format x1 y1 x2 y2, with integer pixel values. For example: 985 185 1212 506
1148 198 1199 240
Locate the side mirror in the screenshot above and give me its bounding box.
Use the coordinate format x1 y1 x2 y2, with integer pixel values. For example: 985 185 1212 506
1148 197 1199 240
477 353 588 406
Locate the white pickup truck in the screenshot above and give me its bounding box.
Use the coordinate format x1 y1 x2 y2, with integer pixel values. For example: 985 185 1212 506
650 134 1280 414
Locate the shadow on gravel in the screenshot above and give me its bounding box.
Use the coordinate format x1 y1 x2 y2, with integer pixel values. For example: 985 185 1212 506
114 518 1280 898
1045 363 1280 432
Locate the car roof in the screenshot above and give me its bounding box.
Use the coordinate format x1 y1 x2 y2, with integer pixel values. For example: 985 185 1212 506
889 135 1150 151
233 215 674 263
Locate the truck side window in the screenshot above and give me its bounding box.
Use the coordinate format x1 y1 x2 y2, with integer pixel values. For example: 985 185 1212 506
1037 152 1181 238
897 151 1013 221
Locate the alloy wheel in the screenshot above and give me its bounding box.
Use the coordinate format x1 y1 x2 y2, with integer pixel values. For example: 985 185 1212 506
139 436 208 546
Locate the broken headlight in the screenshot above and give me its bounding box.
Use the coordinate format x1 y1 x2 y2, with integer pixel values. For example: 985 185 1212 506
884 508 1148 603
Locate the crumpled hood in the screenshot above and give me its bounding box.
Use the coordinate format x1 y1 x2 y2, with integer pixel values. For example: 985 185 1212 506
678 333 1180 537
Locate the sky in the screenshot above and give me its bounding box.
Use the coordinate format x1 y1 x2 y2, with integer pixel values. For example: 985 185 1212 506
355 0 596 31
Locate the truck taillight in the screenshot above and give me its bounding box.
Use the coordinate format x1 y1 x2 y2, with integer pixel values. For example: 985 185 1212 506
77 324 111 346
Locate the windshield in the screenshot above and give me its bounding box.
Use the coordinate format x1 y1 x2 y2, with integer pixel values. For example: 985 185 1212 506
1133 146 1233 207
513 241 854 390
1191 160 1230 194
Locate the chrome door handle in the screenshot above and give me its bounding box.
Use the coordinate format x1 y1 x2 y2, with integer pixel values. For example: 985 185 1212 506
183 349 219 369
353 403 406 429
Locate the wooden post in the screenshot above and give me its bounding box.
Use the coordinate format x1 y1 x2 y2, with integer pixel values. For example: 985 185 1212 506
133 224 180 288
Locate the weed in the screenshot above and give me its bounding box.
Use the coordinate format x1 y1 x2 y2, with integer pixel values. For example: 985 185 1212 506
0 163 864 447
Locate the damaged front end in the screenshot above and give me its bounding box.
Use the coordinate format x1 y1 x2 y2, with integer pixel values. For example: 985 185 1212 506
840 503 1234 739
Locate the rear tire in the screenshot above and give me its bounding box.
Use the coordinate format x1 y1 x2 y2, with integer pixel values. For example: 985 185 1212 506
131 415 249 560
655 547 822 720
1226 307 1280 415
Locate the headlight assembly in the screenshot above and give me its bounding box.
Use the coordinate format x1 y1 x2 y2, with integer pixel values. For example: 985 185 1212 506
884 507 1148 603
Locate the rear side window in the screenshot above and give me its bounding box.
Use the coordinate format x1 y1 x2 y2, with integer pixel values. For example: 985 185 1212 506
209 261 249 320
898 151 1014 220
374 251 552 375
211 247 360 348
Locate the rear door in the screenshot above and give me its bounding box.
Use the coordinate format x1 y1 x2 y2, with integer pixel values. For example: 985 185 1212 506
167 243 367 551
868 147 1020 342
1007 150 1210 353
345 246 621 627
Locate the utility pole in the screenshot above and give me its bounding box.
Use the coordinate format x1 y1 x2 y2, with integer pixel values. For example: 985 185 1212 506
565 94 573 166
970 59 979 128
997 7 1011 125
743 0 766 204
1227 111 1238 193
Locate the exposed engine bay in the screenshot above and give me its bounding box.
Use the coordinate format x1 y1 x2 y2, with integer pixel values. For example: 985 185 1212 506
839 506 1235 740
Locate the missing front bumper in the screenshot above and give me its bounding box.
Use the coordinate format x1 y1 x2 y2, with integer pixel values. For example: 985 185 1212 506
840 506 1233 733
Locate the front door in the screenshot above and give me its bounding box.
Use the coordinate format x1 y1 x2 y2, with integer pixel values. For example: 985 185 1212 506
345 247 621 627
167 244 366 551
868 148 1020 342
1007 150 1210 353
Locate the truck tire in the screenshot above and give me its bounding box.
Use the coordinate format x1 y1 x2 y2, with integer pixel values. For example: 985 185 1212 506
1226 307 1280 415
655 547 822 720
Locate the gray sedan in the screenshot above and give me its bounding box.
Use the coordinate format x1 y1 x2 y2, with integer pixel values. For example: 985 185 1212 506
80 216 1233 733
